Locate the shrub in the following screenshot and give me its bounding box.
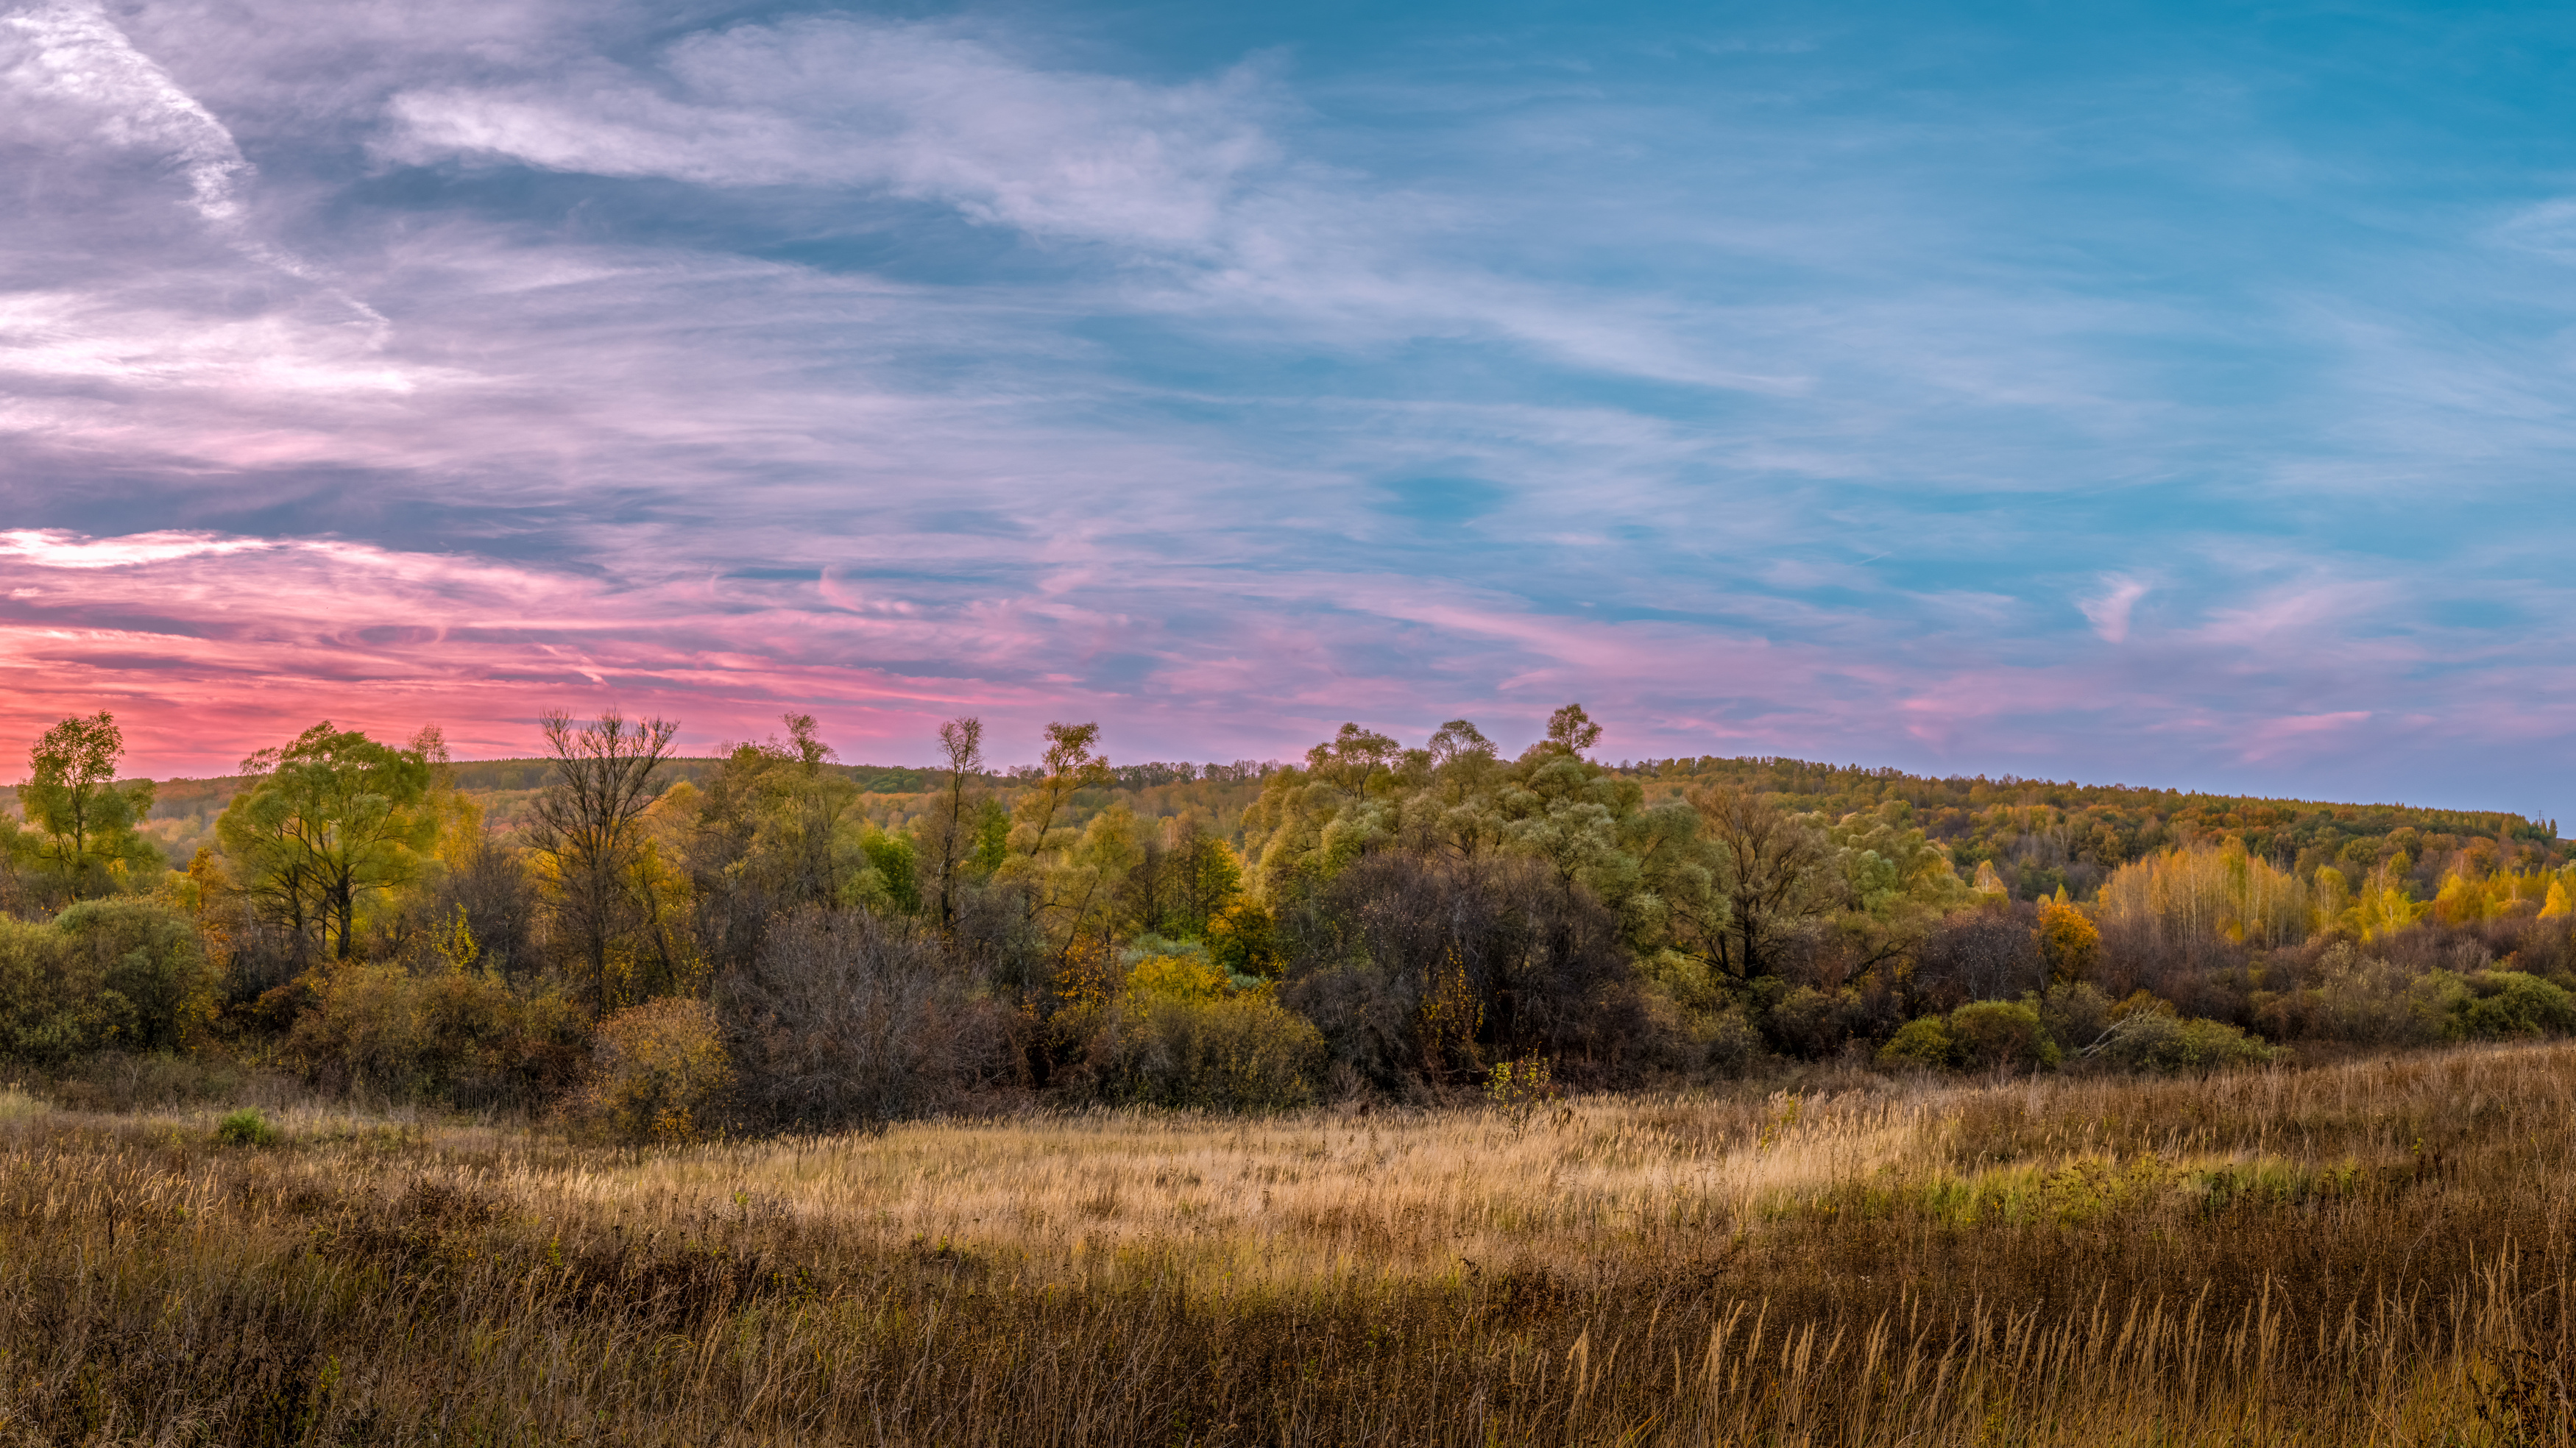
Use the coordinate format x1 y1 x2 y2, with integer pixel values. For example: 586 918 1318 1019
2037 983 2115 1052
286 962 588 1107
0 915 87 1064
576 998 732 1145
213 1107 278 1147
1879 1001 2059 1073
1763 984 1864 1059
2089 1005 2274 1072
1127 946 1228 999
1098 944 1325 1110
0 899 216 1063
1206 901 1281 981
1947 1000 2059 1070
1879 1015 1959 1070
1915 907 2044 1008
2446 970 2576 1040
720 907 1014 1130
1691 1007 1769 1076
2307 947 2446 1046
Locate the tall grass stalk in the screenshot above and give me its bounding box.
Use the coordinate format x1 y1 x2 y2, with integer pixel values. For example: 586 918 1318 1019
8 1043 2576 1442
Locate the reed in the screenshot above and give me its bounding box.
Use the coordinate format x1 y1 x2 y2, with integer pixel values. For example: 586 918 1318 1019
7 1044 2576 1443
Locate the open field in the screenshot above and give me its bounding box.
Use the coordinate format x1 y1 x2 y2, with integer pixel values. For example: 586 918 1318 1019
7 1047 2576 1444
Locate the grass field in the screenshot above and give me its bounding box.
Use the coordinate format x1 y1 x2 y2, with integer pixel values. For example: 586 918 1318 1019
6 1046 2576 1444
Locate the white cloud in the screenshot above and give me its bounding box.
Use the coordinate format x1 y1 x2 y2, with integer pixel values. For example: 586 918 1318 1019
0 0 251 223
0 528 274 568
2078 573 2149 643
383 19 1278 257
375 15 1789 393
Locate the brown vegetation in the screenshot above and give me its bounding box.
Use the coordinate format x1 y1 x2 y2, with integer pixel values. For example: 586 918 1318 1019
8 1041 2576 1443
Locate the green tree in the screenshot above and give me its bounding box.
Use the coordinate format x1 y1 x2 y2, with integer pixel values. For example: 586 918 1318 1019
216 723 436 961
1689 784 1830 979
1542 702 1603 756
16 711 158 899
1009 721 1110 861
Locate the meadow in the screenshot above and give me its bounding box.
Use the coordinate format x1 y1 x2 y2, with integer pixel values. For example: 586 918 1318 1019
7 1044 2576 1445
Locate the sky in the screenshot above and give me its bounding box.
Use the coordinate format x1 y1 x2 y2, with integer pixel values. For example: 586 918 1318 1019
4 0 2576 814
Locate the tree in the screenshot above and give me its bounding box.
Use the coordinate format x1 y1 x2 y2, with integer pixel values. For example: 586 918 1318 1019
216 723 436 960
1690 784 1830 979
2034 893 2102 984
17 711 158 899
1011 722 1109 862
1306 723 1401 796
927 716 986 931
1543 702 1603 756
529 709 678 1010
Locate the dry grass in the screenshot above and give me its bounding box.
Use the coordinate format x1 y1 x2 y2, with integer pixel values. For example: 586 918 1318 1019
9 1047 2576 1443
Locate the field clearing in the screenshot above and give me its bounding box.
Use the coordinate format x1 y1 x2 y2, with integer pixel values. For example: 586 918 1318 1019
7 1047 2576 1444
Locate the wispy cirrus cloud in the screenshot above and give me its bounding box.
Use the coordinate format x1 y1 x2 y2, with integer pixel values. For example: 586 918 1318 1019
2078 575 2150 644
0 0 250 224
382 20 1282 256
6 0 2576 819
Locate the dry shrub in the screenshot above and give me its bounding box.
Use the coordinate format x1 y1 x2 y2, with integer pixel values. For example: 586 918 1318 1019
719 906 1014 1129
575 995 732 1144
1913 905 2043 1008
2251 943 2576 1048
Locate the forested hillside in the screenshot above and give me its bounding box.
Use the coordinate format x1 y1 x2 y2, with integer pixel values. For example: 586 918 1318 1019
1 703 2571 1132
24 742 2552 908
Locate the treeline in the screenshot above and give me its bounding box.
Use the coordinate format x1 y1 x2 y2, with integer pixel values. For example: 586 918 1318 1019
1622 756 2566 904
3 705 2575 1135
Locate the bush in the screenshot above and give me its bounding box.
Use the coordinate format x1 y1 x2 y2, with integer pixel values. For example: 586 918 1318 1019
286 962 588 1107
720 907 1014 1130
1947 1000 2059 1070
575 997 732 1145
0 915 85 1063
213 1107 277 1147
1691 1007 1769 1076
1763 984 1865 1059
2303 947 2446 1046
1914 907 2045 1009
1879 1015 1959 1070
2090 1005 2274 1072
0 899 216 1064
2445 970 2576 1040
1879 1001 2059 1073
1097 988 1326 1110
2037 983 2115 1053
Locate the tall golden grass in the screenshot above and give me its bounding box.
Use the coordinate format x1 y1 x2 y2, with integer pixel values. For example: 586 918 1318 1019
6 1047 2576 1444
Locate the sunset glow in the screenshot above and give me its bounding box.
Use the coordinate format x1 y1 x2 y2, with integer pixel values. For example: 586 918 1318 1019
4 1 2574 807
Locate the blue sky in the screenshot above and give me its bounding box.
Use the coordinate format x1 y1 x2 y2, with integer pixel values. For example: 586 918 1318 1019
3 0 2575 817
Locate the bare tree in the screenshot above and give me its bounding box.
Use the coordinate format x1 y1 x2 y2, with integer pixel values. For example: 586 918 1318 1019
529 708 677 1011
927 717 984 932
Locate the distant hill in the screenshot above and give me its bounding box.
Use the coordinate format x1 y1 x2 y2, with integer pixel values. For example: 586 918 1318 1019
1617 756 2564 902
3 752 2557 901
